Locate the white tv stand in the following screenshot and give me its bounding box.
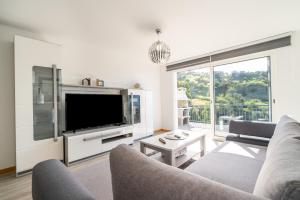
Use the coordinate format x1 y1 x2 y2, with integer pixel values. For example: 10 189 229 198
61 85 153 166
64 124 133 165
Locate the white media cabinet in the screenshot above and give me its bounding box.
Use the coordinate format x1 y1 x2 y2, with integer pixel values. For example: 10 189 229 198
64 124 133 165
62 85 153 165
14 36 154 174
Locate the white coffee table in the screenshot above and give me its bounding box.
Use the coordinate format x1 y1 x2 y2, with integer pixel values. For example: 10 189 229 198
140 130 206 167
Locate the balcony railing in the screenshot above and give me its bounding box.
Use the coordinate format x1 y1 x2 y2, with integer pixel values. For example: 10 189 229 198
189 104 270 125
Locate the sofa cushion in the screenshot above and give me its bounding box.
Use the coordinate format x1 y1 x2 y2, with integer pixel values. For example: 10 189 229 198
110 144 266 200
229 120 276 139
267 115 300 157
185 141 267 192
253 116 300 200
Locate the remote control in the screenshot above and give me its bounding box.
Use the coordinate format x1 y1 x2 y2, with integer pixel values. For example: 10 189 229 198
174 134 181 139
159 138 166 144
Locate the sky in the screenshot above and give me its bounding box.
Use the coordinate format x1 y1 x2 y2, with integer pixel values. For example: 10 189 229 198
214 57 269 73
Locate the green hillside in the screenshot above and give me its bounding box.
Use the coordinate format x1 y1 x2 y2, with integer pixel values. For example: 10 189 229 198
177 70 270 122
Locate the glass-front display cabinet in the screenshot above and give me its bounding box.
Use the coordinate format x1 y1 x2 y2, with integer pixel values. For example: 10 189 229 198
32 66 62 141
129 94 141 124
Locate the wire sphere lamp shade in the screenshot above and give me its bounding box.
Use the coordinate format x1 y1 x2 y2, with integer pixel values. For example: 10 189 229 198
148 29 170 64
148 41 170 64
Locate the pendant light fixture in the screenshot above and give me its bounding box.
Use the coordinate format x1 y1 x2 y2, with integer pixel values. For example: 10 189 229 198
148 28 170 64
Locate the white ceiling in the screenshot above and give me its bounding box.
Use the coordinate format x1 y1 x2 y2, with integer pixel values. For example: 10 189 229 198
0 0 300 62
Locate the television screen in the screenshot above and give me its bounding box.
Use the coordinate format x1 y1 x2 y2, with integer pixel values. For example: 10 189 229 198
65 93 123 131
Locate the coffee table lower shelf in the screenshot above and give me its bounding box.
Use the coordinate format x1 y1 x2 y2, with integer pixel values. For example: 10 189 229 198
150 149 199 167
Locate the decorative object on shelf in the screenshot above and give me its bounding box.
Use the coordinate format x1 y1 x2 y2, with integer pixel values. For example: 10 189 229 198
82 78 91 86
133 83 142 89
96 79 104 87
148 28 170 64
37 87 45 105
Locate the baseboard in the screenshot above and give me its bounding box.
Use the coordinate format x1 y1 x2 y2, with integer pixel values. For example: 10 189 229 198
0 166 16 175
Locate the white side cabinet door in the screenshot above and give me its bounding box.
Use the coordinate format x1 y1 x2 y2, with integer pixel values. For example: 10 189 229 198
14 36 63 173
145 91 154 136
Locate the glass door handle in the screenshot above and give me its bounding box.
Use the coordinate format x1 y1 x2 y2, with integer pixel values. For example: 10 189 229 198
52 64 58 142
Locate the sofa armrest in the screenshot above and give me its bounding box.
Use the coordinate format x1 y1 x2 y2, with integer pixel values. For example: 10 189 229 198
110 144 268 200
229 120 276 139
32 159 95 200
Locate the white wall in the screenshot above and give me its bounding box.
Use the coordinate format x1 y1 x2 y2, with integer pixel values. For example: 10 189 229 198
0 24 161 170
160 30 300 129
160 68 177 130
271 31 300 121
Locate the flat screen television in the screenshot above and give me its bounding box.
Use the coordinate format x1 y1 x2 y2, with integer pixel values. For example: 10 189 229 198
65 93 124 131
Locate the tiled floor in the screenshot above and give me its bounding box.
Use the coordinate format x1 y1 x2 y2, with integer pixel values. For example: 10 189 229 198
0 130 221 200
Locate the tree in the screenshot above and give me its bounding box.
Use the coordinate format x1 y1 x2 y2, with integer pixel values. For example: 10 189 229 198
177 69 270 122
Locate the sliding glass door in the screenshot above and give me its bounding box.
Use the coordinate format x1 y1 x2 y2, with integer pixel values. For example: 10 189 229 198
177 57 272 136
177 67 211 130
214 57 271 136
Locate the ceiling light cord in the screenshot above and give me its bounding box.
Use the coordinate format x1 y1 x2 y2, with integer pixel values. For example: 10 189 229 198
156 28 161 41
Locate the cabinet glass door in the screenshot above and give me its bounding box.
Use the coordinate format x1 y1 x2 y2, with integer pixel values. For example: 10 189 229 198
32 66 61 140
129 95 141 124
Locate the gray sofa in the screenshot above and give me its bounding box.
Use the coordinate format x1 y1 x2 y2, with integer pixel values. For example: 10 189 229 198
110 115 300 200
32 115 300 200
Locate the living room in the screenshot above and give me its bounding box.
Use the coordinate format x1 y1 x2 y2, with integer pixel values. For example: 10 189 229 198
0 1 300 200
